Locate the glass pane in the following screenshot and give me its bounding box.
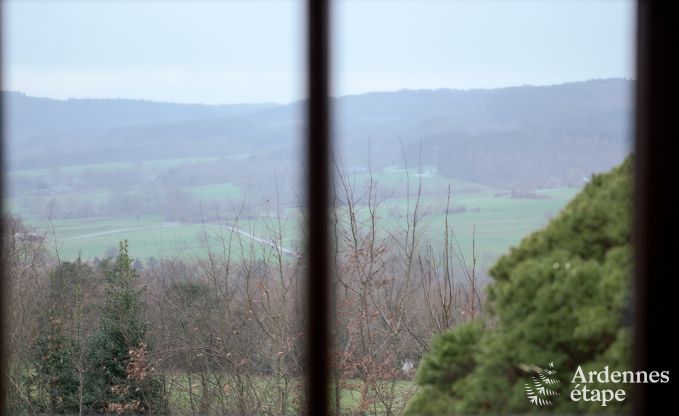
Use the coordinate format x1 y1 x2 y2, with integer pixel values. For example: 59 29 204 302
3 1 307 414
332 0 634 414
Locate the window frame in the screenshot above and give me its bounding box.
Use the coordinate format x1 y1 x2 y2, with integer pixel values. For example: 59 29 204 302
0 1 675 414
632 1 677 413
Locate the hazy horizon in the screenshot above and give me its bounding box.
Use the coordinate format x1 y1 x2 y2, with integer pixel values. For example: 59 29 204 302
4 0 634 105
2 76 634 106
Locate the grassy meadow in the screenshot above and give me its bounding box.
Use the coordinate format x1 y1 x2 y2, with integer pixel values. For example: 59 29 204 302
6 157 579 266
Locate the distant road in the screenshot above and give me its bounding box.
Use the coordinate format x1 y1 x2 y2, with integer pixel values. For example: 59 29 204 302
222 223 301 258
62 223 179 240
61 220 301 258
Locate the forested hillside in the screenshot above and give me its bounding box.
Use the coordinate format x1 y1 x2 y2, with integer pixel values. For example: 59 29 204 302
5 79 631 190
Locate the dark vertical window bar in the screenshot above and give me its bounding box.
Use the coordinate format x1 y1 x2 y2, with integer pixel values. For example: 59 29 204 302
0 1 6 410
634 0 677 414
306 0 330 414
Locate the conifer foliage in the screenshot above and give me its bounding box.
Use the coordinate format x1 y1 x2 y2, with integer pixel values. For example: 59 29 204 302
86 240 167 413
33 260 90 413
406 158 632 414
32 242 167 414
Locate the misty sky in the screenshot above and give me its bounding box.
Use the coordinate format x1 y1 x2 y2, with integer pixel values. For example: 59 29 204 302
3 0 634 104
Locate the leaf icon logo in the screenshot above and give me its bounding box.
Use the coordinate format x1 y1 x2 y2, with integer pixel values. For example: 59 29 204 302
525 362 561 406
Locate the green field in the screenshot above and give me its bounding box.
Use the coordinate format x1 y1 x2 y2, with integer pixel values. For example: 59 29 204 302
190 182 243 200
20 186 577 266
7 161 580 265
26 216 300 261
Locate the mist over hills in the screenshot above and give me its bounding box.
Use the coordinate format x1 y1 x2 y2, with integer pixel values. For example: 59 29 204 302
4 78 632 189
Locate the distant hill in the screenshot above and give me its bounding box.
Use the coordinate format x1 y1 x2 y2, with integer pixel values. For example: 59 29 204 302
3 91 277 137
334 79 632 188
2 91 280 170
3 79 632 188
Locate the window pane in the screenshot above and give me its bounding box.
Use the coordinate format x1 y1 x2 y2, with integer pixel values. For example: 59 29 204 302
3 1 308 414
331 0 634 414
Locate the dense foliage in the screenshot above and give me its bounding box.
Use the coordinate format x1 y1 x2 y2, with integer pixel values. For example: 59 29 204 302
32 260 91 412
32 242 167 414
85 241 167 413
406 158 632 414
